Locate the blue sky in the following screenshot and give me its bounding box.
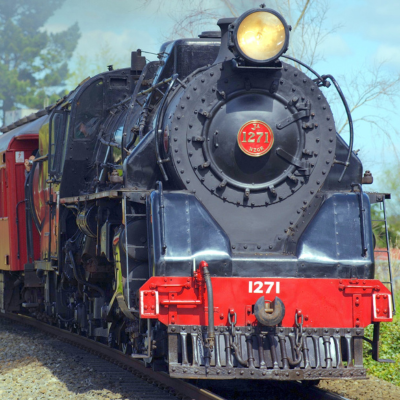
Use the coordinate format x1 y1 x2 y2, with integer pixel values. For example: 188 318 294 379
45 0 400 186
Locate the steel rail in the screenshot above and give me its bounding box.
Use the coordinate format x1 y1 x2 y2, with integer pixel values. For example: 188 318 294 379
0 311 225 400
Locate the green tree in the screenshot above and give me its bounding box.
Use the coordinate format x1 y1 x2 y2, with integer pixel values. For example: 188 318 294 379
0 0 80 121
372 168 400 249
67 41 126 90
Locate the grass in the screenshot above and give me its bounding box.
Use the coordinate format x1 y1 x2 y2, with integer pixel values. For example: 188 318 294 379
363 293 400 385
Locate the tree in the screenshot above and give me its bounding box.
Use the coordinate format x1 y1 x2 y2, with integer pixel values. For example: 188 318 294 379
67 41 126 90
0 0 80 122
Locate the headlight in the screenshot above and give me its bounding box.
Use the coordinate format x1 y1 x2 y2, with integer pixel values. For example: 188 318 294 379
231 9 289 64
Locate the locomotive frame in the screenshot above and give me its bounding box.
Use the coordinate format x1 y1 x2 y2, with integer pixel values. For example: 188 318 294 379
0 6 395 382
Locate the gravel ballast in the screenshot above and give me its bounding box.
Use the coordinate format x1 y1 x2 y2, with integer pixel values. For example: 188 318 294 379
0 318 175 400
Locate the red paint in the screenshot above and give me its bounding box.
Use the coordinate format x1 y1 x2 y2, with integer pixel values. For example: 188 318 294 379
0 134 40 271
140 276 392 328
237 120 274 157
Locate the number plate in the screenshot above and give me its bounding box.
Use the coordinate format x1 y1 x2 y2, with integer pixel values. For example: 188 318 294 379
237 120 274 157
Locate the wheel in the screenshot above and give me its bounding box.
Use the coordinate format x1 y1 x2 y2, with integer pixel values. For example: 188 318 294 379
121 342 132 355
57 320 65 329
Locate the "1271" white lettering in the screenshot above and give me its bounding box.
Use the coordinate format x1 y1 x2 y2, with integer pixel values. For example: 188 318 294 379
248 281 280 294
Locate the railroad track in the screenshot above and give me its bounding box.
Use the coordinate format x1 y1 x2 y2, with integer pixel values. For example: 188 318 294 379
0 312 352 400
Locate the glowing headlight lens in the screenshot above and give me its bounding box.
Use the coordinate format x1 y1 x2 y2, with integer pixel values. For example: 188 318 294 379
236 11 286 62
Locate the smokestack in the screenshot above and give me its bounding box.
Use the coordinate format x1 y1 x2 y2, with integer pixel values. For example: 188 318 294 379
131 49 146 76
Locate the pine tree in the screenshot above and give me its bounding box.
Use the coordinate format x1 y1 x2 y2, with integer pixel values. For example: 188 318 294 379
0 0 80 121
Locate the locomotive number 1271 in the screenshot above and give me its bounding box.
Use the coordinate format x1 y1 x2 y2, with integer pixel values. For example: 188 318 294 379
248 281 281 294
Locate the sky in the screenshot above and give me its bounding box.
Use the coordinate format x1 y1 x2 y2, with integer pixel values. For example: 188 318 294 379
44 0 400 188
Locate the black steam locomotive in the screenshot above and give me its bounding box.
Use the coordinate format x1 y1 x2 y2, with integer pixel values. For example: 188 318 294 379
0 6 394 382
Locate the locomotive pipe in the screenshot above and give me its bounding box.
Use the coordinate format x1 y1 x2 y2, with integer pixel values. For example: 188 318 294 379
322 74 354 182
254 296 285 326
198 261 215 349
67 250 105 299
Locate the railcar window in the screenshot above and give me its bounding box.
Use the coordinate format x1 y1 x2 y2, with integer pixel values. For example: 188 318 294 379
113 124 123 164
74 79 104 139
59 113 70 172
49 112 63 172
111 112 128 164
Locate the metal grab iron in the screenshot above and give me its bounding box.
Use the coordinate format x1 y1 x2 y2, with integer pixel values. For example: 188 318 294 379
254 296 285 326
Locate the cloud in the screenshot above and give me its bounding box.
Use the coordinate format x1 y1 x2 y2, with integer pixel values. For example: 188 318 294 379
320 34 353 58
341 0 400 44
374 44 400 68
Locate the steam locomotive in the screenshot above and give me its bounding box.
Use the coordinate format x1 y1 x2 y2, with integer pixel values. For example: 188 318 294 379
0 6 394 381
